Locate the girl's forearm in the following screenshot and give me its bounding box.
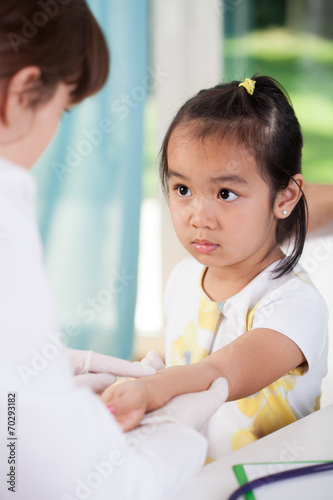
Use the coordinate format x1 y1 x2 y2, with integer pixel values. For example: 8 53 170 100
143 327 306 413
145 362 221 412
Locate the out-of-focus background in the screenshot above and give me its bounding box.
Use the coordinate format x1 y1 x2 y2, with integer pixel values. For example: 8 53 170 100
33 0 333 402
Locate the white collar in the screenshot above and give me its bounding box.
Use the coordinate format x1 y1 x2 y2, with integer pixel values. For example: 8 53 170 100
200 259 294 320
223 259 299 321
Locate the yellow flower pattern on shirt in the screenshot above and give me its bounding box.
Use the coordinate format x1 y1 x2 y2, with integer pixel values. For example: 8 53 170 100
232 378 298 450
171 292 220 366
171 320 209 365
197 295 221 330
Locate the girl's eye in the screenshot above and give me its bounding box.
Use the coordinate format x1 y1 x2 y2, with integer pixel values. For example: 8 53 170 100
218 189 238 201
177 185 192 197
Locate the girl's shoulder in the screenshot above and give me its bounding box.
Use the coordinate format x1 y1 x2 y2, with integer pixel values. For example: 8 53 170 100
164 257 204 312
251 262 329 370
272 261 326 303
251 260 329 328
251 260 325 302
232 259 328 324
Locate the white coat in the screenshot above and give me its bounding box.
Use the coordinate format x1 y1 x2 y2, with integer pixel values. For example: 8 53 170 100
0 157 207 500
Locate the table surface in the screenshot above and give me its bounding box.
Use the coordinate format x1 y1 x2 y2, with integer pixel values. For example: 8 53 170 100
174 404 333 500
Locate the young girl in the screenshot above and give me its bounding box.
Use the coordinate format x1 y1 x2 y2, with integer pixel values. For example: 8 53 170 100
102 76 329 459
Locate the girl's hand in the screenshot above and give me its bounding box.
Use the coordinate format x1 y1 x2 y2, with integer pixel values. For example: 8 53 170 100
101 379 150 431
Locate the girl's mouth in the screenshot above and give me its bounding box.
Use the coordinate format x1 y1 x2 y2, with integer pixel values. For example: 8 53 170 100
192 239 219 254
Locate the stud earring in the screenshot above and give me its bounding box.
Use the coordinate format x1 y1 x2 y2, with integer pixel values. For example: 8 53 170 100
282 210 288 215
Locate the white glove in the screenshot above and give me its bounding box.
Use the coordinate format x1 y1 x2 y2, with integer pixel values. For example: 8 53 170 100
141 377 229 432
140 350 165 371
66 348 156 393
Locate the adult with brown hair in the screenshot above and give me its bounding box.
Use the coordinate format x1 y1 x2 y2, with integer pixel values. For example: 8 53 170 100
0 2 228 499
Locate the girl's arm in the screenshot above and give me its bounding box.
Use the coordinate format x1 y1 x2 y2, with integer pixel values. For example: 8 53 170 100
102 327 305 430
199 327 306 400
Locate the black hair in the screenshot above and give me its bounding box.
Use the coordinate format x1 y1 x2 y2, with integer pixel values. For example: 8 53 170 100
159 75 308 278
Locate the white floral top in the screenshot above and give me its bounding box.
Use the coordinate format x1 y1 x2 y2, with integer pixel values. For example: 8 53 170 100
164 257 328 459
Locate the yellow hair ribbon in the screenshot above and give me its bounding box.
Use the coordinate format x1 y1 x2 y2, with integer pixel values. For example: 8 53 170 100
238 78 256 95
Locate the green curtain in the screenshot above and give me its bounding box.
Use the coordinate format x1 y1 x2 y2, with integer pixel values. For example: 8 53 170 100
33 0 149 359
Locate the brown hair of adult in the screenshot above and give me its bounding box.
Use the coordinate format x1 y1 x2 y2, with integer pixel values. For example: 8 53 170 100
0 0 109 122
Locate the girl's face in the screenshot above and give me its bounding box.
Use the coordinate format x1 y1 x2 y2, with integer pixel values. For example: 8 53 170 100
167 127 283 279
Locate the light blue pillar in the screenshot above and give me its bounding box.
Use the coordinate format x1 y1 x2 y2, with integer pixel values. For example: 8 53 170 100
33 0 149 359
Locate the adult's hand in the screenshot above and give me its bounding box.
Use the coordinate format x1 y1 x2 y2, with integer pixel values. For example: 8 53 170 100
66 348 156 393
141 377 229 432
140 350 165 371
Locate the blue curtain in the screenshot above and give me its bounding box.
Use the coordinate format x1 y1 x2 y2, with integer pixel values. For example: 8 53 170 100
33 0 149 359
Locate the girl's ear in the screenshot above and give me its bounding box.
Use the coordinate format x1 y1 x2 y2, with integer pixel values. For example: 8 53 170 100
274 174 305 219
4 66 41 123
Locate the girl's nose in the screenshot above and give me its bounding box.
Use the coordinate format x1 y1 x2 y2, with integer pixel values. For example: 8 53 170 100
190 199 217 229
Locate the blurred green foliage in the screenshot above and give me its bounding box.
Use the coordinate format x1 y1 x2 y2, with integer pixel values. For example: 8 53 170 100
224 28 333 183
